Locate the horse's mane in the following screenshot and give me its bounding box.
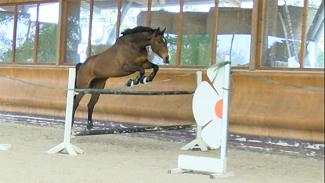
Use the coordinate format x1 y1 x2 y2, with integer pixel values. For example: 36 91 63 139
121 26 156 36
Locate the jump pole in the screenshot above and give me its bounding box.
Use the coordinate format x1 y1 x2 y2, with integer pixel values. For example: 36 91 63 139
48 68 83 156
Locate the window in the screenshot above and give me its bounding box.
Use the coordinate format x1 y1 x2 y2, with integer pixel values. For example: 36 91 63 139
261 0 304 68
150 0 179 65
119 0 147 34
217 0 253 67
15 4 37 63
0 6 14 63
65 0 90 64
0 0 323 70
180 1 215 66
91 0 118 55
304 0 324 68
0 2 59 64
38 3 59 64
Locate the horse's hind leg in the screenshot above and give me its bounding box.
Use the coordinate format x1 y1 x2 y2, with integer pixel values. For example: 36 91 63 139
87 78 107 129
72 74 93 128
72 92 85 128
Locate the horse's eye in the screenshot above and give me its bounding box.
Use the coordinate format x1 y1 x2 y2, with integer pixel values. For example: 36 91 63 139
162 37 167 44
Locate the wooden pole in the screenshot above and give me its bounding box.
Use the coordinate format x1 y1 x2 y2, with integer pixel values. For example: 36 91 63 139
210 0 219 65
299 0 308 69
175 0 184 65
58 0 67 65
146 0 152 27
74 88 194 95
12 5 18 63
249 0 265 69
87 0 94 57
33 3 40 64
116 0 122 40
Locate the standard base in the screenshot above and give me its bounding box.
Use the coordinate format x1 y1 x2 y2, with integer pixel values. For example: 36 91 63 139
181 138 209 151
47 142 83 156
168 168 234 179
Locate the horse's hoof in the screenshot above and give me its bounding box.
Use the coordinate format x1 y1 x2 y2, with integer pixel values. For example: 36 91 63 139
126 79 134 87
87 123 93 130
140 77 148 84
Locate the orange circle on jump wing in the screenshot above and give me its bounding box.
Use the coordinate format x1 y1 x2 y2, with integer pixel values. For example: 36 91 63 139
215 99 223 119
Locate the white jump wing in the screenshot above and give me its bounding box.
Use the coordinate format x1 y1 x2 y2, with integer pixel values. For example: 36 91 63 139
192 81 219 127
192 81 224 149
201 120 222 149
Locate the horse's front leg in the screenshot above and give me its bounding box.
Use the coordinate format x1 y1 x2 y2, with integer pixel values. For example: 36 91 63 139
141 61 159 83
124 65 145 87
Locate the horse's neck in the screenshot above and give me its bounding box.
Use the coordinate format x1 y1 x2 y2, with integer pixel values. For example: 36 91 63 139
123 32 152 48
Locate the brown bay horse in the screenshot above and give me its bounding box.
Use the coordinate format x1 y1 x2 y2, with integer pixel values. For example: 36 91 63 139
72 26 169 129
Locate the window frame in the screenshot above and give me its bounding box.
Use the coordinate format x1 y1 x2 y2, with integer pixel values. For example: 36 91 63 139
0 0 60 65
0 0 323 71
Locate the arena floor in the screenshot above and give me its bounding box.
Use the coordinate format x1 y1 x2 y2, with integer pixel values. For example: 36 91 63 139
0 112 324 183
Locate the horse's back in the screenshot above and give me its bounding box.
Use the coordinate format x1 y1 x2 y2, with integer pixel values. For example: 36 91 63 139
77 37 149 80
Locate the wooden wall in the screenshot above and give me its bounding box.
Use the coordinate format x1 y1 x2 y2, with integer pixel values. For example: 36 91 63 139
0 65 323 142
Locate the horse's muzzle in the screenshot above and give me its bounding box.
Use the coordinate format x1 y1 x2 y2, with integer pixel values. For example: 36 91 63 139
164 55 170 64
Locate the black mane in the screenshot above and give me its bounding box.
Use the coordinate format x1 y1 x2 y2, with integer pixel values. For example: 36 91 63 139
121 26 156 36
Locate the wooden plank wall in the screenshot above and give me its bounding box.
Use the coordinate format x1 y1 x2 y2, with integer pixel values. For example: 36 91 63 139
0 66 323 142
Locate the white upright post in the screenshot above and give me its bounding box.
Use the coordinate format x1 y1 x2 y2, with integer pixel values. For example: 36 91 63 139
220 56 231 173
47 68 83 156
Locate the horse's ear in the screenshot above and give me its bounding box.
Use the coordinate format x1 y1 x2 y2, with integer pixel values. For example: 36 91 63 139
154 27 160 36
161 27 166 35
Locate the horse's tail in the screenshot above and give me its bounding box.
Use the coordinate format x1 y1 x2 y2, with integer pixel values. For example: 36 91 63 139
75 63 82 88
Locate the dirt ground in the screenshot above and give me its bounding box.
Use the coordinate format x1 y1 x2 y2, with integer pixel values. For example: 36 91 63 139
0 122 324 183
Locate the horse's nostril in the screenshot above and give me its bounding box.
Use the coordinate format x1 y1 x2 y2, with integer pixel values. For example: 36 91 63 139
166 55 170 61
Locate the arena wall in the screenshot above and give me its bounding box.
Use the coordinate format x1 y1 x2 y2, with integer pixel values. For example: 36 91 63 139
0 65 323 142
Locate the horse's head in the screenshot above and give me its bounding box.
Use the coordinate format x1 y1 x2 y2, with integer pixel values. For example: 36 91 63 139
150 27 169 64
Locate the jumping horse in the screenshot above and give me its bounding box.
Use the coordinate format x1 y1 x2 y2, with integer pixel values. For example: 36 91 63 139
72 26 169 129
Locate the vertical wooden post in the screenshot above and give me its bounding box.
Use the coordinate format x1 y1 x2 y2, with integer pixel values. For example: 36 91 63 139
12 5 18 63
175 0 184 65
300 0 308 69
210 0 219 65
56 0 63 65
116 0 123 40
58 0 67 65
87 0 94 57
249 0 265 70
146 0 152 27
33 3 40 64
